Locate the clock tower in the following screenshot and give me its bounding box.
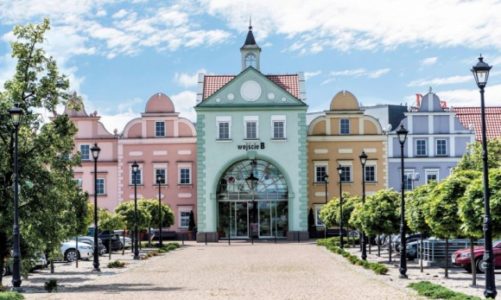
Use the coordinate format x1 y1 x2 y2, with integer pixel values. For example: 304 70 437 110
240 21 261 71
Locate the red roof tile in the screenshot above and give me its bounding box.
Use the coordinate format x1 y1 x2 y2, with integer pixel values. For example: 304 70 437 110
202 74 300 100
452 106 501 141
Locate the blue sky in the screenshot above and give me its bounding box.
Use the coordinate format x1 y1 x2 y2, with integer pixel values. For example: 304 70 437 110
1 0 500 133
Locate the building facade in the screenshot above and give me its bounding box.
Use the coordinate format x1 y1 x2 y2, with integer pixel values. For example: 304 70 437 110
195 25 309 242
307 91 387 228
387 90 475 191
67 93 197 232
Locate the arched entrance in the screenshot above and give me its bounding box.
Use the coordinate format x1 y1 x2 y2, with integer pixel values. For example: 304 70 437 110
217 159 288 239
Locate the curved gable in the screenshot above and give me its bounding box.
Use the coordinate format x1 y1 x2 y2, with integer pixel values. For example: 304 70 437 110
308 116 326 135
122 118 142 138
178 118 196 137
330 90 360 111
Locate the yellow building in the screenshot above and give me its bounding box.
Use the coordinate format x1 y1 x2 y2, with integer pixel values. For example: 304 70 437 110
307 90 387 229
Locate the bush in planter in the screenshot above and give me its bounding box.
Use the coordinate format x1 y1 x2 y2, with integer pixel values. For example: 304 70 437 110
44 279 57 293
107 260 125 268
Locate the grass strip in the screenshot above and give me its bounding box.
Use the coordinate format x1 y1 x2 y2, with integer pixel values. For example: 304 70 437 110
408 281 482 300
0 292 24 300
317 238 388 275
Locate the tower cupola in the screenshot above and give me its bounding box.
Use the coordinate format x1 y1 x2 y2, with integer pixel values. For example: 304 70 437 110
240 20 261 71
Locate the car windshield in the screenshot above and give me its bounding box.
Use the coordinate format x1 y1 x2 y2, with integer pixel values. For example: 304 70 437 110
494 241 501 248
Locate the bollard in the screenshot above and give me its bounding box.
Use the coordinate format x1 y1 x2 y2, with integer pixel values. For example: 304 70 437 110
297 231 300 243
205 232 208 245
75 236 79 268
182 232 185 246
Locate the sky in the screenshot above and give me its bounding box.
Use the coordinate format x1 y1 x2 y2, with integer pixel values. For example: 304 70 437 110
1 0 501 133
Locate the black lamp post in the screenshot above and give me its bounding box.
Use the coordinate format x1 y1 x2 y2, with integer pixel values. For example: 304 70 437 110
157 175 163 248
359 151 368 261
337 165 344 249
132 161 140 260
90 143 101 272
396 124 408 279
323 174 329 239
246 160 259 245
9 105 23 289
472 55 496 299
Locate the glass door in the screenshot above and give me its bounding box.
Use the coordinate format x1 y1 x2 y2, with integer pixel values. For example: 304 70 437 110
258 201 272 237
235 202 249 238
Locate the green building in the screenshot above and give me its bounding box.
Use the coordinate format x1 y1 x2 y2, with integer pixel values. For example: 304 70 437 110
195 25 309 242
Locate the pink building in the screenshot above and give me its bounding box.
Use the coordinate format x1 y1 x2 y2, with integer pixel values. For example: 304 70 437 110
65 92 197 233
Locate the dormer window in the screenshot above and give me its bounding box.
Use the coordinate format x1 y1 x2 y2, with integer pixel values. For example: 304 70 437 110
340 119 350 135
245 54 256 68
155 121 165 137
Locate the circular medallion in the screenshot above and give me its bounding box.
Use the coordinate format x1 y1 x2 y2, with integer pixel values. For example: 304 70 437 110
216 98 221 103
240 80 262 101
281 97 287 102
267 92 275 100
227 93 234 100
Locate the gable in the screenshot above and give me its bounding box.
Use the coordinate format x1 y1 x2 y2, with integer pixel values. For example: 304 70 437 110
197 67 306 108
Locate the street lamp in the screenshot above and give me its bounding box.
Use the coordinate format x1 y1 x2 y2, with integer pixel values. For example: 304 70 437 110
359 151 368 261
246 160 259 245
9 105 23 290
337 165 344 249
90 143 101 272
396 124 408 279
132 161 140 260
157 175 163 248
472 55 496 299
323 174 329 239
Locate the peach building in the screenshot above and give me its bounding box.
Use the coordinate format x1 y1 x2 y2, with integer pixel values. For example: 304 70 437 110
65 92 197 232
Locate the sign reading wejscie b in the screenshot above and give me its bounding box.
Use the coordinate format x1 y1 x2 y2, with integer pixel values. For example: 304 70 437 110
237 142 265 150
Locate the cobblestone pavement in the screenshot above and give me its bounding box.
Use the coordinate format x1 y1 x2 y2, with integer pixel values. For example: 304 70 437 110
10 241 421 300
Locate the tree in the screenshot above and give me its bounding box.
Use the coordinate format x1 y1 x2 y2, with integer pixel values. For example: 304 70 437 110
138 199 174 246
359 189 400 259
455 138 501 172
0 19 85 284
425 170 479 278
320 193 359 229
115 201 151 232
407 182 435 272
99 209 125 259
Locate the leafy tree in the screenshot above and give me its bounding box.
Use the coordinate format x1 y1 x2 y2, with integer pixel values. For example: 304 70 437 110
138 199 174 246
99 209 125 231
425 170 479 278
320 193 359 229
455 138 501 172
406 182 435 272
0 19 85 284
115 200 151 232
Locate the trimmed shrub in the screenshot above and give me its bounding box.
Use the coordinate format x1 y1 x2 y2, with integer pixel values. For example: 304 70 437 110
0 292 24 300
408 281 480 300
107 260 126 268
44 279 58 293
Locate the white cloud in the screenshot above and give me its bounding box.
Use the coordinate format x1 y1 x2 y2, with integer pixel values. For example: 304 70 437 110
304 70 322 80
100 110 140 134
421 57 438 66
171 90 197 121
174 69 206 88
117 97 143 113
201 0 501 53
407 75 471 87
322 68 390 84
112 9 128 19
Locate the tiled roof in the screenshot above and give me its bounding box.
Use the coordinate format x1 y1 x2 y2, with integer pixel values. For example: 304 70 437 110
202 74 300 100
452 106 501 141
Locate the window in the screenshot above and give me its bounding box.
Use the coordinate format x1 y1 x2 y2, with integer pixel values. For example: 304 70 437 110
416 139 427 156
179 210 191 228
314 164 327 183
155 168 166 184
340 119 350 135
155 121 165 137
340 166 351 182
245 53 256 68
96 178 105 195
80 144 90 160
130 166 142 185
246 121 258 139
403 170 414 190
425 169 439 184
314 205 324 226
75 178 82 188
436 139 447 156
364 165 376 182
271 115 286 139
216 116 231 140
179 168 191 184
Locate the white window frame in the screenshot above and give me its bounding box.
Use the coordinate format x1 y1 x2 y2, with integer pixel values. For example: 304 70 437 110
425 169 439 184
403 169 415 190
216 116 232 140
153 163 167 185
364 161 377 183
340 119 350 135
244 116 259 140
338 160 353 182
416 139 427 156
436 139 447 156
314 161 328 183
96 178 106 195
178 207 192 229
130 163 143 185
80 144 90 161
178 163 192 185
271 115 287 139
155 121 165 137
314 204 324 227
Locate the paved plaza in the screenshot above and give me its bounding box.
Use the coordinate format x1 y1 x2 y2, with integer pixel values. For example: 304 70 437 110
16 241 419 300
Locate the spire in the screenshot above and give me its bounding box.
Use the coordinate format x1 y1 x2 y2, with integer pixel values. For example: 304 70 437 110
243 18 257 46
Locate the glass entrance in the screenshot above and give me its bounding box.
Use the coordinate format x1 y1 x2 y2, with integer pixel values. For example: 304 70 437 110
217 159 288 240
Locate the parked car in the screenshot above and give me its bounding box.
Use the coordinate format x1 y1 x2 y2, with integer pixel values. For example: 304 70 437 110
112 230 132 249
393 233 429 252
452 240 501 273
406 241 420 260
3 252 47 276
72 236 106 255
60 240 93 262
98 231 124 252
